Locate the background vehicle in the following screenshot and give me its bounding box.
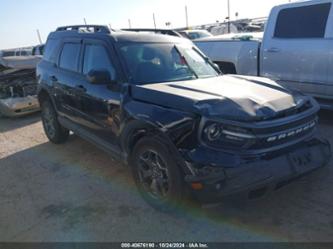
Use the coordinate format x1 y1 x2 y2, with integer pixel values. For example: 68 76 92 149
0 68 39 117
0 46 41 117
195 0 333 109
0 46 43 69
37 25 330 211
122 28 183 37
32 44 45 56
179 29 213 40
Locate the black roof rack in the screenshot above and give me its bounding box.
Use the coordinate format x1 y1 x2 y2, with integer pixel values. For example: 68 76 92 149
56 25 111 34
122 28 182 37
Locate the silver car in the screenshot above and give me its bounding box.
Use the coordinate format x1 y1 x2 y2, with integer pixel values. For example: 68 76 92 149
0 68 39 117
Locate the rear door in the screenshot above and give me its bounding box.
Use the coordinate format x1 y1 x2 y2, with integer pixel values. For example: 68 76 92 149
261 2 332 98
53 40 83 122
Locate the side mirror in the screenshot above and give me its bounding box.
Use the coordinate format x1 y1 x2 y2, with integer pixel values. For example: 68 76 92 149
87 69 112 84
213 63 222 74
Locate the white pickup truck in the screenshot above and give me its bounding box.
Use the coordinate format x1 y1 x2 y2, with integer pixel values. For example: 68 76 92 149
196 0 333 109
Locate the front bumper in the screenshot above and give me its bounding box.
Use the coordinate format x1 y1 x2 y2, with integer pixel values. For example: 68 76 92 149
183 138 331 203
0 95 40 117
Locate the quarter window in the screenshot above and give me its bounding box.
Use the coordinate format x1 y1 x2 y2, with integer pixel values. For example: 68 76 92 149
59 43 81 72
83 44 116 80
274 3 331 38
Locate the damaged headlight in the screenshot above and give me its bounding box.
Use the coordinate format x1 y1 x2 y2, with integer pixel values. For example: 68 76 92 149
202 121 255 149
205 123 223 141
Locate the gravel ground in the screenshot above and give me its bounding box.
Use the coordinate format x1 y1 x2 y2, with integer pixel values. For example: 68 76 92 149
0 111 332 242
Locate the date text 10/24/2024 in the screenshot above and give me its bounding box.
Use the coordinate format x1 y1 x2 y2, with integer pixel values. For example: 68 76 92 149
121 242 209 248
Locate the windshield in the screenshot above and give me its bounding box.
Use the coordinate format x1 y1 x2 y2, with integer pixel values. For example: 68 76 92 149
188 31 212 40
119 43 219 85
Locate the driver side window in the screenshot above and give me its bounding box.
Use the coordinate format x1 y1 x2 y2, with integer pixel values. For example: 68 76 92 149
83 44 116 80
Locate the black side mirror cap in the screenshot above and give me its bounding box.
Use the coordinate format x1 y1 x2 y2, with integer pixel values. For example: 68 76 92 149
87 69 112 84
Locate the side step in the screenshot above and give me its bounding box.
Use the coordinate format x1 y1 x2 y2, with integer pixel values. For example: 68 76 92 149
58 116 127 164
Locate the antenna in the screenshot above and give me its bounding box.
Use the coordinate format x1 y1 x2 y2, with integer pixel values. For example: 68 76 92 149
128 19 132 29
36 29 43 44
153 13 156 29
227 0 231 33
185 5 189 28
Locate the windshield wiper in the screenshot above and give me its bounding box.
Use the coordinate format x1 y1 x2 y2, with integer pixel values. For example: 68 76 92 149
173 45 198 79
193 46 222 75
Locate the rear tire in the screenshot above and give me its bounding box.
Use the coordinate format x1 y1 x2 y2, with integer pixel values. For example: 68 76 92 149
130 136 188 212
41 99 69 144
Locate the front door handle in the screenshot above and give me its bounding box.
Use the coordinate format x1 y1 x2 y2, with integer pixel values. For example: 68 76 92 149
75 85 87 93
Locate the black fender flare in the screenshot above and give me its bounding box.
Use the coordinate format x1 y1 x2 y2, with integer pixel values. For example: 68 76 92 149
120 119 192 176
37 86 59 113
120 100 197 155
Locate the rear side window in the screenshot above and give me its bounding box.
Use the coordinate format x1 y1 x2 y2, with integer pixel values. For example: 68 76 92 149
83 44 116 79
44 39 59 62
59 43 81 72
274 3 331 38
2 51 15 57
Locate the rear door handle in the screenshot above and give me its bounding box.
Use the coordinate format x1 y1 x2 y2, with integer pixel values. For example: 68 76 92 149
266 47 281 53
75 85 87 93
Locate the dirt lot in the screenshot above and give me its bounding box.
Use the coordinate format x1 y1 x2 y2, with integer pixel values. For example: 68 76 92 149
0 111 333 242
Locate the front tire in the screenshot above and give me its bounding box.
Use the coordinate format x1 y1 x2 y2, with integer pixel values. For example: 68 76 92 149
130 137 187 212
41 99 69 144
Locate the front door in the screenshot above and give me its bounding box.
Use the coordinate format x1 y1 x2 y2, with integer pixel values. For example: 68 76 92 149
74 40 122 145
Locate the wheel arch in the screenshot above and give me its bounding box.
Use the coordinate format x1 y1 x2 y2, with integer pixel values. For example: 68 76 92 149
121 100 197 157
37 88 51 104
120 117 195 178
120 119 163 156
214 61 237 74
37 87 59 113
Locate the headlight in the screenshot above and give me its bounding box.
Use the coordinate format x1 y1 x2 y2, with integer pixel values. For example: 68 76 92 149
202 122 255 149
205 123 223 141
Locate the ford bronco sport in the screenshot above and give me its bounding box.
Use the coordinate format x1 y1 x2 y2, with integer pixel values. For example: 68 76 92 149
37 25 331 211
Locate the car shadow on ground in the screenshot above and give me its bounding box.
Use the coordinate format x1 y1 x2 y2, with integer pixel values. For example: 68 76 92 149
0 112 41 133
0 134 332 242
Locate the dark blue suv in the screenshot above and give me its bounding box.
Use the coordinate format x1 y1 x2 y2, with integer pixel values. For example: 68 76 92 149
37 25 331 211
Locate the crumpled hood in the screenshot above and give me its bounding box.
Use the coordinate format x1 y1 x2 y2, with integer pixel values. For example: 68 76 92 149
131 75 310 121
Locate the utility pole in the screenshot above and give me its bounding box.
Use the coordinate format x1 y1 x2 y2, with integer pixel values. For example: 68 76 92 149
36 29 43 44
153 13 157 29
227 0 231 33
128 19 132 29
185 5 189 28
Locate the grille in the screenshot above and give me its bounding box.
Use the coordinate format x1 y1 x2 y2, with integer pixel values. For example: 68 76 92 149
22 84 37 96
248 118 317 151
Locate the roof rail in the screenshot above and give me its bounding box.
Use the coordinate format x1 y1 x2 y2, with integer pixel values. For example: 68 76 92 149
122 28 182 37
56 25 111 34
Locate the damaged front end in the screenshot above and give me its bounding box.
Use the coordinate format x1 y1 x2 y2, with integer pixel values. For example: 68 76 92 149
0 69 40 117
177 98 331 202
